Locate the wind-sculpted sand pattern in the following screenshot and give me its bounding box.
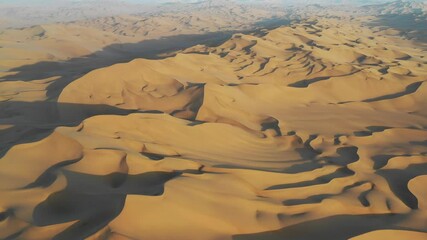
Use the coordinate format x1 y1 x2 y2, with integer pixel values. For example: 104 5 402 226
1 9 427 240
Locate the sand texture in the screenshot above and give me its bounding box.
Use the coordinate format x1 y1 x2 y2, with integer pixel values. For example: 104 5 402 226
0 1 426 239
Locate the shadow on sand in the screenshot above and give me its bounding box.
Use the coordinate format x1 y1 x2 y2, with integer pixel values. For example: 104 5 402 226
0 101 145 157
0 18 291 157
5 170 181 240
233 214 415 240
369 13 427 43
1 32 232 100
1 18 291 100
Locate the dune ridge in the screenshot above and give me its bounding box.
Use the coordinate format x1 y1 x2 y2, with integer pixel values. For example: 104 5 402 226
1 1 427 240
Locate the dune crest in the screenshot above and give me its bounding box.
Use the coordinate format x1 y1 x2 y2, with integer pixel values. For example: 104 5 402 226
1 1 427 240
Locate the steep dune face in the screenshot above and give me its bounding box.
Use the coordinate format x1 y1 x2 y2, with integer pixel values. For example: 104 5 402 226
1 2 427 240
58 58 206 121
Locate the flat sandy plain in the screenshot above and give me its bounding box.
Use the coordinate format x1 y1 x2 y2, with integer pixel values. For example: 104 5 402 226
0 0 426 239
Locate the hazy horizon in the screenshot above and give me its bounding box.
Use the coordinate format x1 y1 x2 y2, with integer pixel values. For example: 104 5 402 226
1 0 424 6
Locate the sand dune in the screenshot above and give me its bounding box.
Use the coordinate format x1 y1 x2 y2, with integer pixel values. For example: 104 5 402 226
0 1 426 240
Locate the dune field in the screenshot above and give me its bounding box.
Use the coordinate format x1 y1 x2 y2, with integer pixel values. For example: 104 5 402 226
0 0 426 239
